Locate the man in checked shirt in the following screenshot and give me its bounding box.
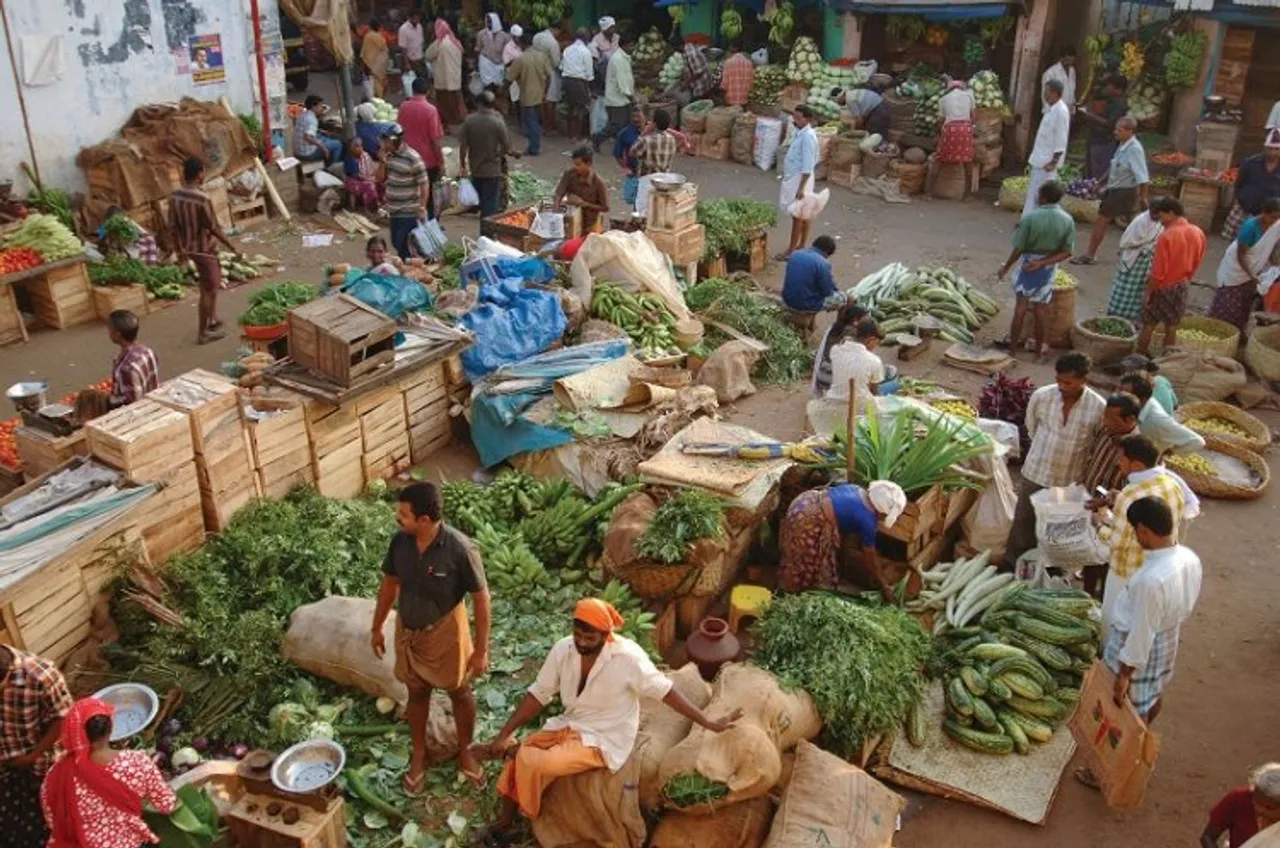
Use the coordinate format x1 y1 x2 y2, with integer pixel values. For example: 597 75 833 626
169 157 242 344
0 644 74 848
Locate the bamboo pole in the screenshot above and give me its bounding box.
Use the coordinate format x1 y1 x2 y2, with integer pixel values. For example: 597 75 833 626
219 96 291 222
845 378 857 482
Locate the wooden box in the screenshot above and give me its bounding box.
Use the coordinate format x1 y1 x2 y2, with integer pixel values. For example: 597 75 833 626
85 399 195 484
246 393 315 498
133 461 205 564
1 282 29 346
1179 178 1221 233
881 483 944 546
728 231 768 273
646 183 698 233
15 428 88 480
399 361 452 464
149 370 247 464
28 260 96 329
288 295 397 388
647 224 706 265
197 448 260 531
92 284 150 321
231 196 269 230
305 400 364 499
227 791 345 848
700 255 728 280
358 387 410 480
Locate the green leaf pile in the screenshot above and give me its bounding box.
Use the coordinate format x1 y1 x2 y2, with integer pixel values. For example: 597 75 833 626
636 489 725 564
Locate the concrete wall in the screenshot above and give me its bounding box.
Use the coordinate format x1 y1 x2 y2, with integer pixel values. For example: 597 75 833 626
0 0 278 194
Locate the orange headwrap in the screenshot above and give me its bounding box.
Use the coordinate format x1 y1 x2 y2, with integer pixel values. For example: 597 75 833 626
573 598 625 640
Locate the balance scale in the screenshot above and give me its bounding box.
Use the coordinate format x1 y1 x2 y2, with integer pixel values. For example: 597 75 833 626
226 770 347 848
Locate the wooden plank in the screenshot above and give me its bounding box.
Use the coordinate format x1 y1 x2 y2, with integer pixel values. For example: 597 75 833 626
0 280 29 346
0 602 24 649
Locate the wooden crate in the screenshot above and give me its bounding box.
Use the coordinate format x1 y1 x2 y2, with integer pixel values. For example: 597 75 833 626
0 282 28 346
288 295 397 388
1179 178 1221 233
231 196 269 230
197 448 260 531
728 231 768 273
246 393 314 498
136 463 205 565
15 428 88 479
358 387 410 480
647 184 698 232
699 255 728 280
647 224 706 265
881 483 945 546
399 361 453 464
305 400 364 499
149 370 247 464
92 284 150 321
85 399 195 484
28 260 96 329
444 354 467 391
227 791 346 848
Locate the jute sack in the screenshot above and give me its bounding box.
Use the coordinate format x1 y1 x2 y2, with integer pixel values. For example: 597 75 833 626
532 754 646 848
650 797 774 848
731 115 758 166
763 741 903 848
829 136 863 168
706 106 743 144
1155 349 1247 403
657 664 821 814
637 664 714 811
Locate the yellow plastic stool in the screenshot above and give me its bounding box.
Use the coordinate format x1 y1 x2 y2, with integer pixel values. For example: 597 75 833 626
728 585 773 633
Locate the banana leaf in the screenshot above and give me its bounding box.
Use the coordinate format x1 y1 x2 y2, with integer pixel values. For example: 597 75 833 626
142 785 220 848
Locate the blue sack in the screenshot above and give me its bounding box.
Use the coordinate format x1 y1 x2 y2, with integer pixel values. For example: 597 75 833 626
341 271 433 320
459 286 567 382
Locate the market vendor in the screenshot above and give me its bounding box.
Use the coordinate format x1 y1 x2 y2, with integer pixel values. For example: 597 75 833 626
836 79 891 138
471 598 740 846
1104 203 1163 322
1111 354 1177 412
781 235 845 340
0 644 74 848
1223 130 1280 240
295 95 343 164
720 41 754 108
828 318 893 412
996 180 1076 359
1041 47 1077 112
96 206 159 264
370 483 492 794
1210 197 1280 330
1077 75 1130 179
665 34 714 108
812 301 869 397
552 146 610 233
100 309 159 409
40 697 177 848
778 481 907 597
354 101 393 162
928 79 977 201
1119 372 1204 454
1202 764 1280 848
344 137 384 214
366 235 400 275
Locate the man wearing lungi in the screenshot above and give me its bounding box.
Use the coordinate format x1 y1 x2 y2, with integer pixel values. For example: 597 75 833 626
371 482 491 794
1136 197 1207 356
929 79 976 200
1023 78 1071 218
471 598 740 846
997 179 1076 359
0 644 74 848
1078 495 1201 790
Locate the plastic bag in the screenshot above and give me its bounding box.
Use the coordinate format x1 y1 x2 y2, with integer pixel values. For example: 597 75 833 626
401 70 417 100
342 272 434 319
459 285 568 381
786 187 830 221
531 209 566 239
751 47 769 66
495 256 556 284
457 177 480 208
591 97 608 136
753 117 784 171
411 217 448 260
314 169 343 189
1031 485 1108 571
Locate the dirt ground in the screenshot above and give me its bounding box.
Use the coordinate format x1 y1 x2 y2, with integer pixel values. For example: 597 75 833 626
4 113 1277 847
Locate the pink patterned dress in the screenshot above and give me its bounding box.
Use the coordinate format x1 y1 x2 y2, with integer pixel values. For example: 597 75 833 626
41 750 177 848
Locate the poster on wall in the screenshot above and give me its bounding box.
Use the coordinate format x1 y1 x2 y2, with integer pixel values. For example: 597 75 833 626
189 33 226 85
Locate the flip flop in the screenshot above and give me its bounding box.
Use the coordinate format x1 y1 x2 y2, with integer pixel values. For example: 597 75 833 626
992 337 1014 350
402 770 426 797
1070 255 1097 266
773 251 793 262
1074 766 1101 790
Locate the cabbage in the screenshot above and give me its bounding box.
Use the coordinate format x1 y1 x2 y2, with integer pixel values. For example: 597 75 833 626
172 747 201 768
269 701 312 740
308 721 335 741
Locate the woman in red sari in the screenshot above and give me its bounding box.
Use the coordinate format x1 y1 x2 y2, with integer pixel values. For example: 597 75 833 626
41 699 177 848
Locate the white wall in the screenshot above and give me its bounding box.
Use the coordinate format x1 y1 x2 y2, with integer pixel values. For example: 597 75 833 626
0 0 278 193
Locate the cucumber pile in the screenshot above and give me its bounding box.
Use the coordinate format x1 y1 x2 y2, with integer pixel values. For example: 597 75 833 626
920 581 1099 756
590 283 681 360
849 264 1001 344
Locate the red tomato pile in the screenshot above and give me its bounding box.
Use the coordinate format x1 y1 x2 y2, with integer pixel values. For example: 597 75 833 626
0 247 44 276
60 378 113 406
0 418 19 470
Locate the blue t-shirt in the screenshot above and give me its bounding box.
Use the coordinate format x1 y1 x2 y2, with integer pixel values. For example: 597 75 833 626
828 485 878 547
1237 215 1264 248
781 248 837 312
614 123 642 173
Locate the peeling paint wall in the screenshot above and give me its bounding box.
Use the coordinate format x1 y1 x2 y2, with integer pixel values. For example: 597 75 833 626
0 0 279 192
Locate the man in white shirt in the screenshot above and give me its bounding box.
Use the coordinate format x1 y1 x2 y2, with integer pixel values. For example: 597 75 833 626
1005 352 1106 564
828 318 887 413
473 597 740 841
561 29 595 142
398 12 426 75
1024 78 1072 217
1041 47 1077 112
593 32 634 150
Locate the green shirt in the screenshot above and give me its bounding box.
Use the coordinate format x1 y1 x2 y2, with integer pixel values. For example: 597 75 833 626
1152 374 1177 414
1013 203 1076 256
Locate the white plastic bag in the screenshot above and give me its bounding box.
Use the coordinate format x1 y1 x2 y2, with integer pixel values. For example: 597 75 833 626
1014 549 1072 590
787 187 830 221
751 47 769 66
314 169 343 189
411 217 448 259
1031 485 1108 571
401 70 417 100
961 453 1017 562
531 209 566 239
590 97 608 136
457 177 480 208
753 117 784 171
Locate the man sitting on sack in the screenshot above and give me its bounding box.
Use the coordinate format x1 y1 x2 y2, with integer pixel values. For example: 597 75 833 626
471 598 740 847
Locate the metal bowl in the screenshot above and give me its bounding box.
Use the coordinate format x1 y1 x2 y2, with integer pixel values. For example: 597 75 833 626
92 683 160 742
649 174 687 193
6 382 48 415
271 740 346 794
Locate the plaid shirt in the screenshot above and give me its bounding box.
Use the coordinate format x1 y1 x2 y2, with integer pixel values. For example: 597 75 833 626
682 44 713 97
1098 468 1192 579
630 131 678 176
1021 384 1106 488
1 648 74 774
109 343 160 408
720 53 754 106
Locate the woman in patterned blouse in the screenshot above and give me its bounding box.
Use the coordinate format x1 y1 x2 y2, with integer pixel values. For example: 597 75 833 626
41 698 177 848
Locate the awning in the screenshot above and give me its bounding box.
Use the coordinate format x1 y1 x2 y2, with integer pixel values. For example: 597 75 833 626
823 0 1022 20
1126 0 1280 25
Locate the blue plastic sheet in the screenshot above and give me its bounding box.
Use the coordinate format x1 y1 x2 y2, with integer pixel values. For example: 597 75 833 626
495 256 556 284
458 285 567 382
341 270 434 319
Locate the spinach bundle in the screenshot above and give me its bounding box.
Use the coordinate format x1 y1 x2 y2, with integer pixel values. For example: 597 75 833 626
636 489 726 564
238 281 317 327
697 198 777 261
685 278 809 384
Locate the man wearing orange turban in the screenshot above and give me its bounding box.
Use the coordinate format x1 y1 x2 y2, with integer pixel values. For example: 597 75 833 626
471 597 741 845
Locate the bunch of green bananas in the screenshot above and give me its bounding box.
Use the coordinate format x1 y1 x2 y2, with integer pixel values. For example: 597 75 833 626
442 480 497 536
518 496 592 567
668 5 685 24
597 578 657 641
488 469 542 524
591 283 680 358
529 0 566 29
768 1 794 46
473 524 551 594
721 7 743 40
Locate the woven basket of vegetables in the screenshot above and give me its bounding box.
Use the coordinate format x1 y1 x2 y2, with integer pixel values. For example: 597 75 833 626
997 176 1027 213
1245 324 1280 382
1071 317 1136 366
1172 315 1239 359
1164 437 1270 500
1174 401 1270 455
610 558 701 600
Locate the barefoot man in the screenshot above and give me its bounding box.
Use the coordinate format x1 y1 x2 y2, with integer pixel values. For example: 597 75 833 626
371 482 490 793
471 598 741 846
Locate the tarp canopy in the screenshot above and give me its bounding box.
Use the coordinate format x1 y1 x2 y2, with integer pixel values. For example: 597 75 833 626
824 0 1022 18
279 0 354 65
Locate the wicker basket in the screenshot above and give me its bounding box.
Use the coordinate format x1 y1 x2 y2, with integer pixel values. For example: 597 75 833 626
861 152 894 180
611 557 701 600
998 178 1026 213
1174 401 1271 455
1071 317 1136 365
1061 194 1101 224
1049 284 1077 349
1175 315 1240 359
1246 324 1280 381
1171 436 1270 500
889 160 926 195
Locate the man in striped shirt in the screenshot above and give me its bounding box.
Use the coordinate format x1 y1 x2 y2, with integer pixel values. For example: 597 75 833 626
106 309 159 408
168 157 240 344
376 124 430 260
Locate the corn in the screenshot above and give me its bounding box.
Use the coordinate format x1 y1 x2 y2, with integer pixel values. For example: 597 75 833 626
933 399 978 422
1165 453 1215 476
1185 417 1249 438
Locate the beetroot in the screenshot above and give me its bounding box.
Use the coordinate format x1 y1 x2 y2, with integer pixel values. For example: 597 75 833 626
979 374 1035 457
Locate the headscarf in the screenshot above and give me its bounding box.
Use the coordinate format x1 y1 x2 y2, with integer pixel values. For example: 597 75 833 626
1266 128 1280 150
510 24 523 39
867 480 907 528
599 16 616 32
46 699 142 848
487 12 502 33
574 598 625 640
434 18 462 51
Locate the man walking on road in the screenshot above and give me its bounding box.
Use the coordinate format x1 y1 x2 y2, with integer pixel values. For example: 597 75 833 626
371 483 491 795
377 124 430 260
508 31 554 156
593 31 634 150
1024 78 1070 218
169 157 240 344
459 91 518 224
1074 116 1149 264
396 76 445 217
